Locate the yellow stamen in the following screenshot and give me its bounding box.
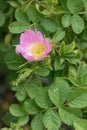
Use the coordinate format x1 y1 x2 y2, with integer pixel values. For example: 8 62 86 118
31 42 46 58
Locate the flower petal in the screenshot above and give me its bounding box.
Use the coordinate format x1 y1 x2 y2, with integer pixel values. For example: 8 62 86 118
44 39 52 52
35 31 44 42
20 29 36 48
15 44 22 54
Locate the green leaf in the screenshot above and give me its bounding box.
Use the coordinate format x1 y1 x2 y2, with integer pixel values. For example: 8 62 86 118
59 41 65 55
7 1 19 8
77 62 87 85
17 115 29 126
26 4 42 22
9 21 29 34
64 42 75 54
60 0 68 10
31 113 44 130
69 77 80 87
54 58 65 71
67 88 87 108
53 28 65 43
14 68 32 86
16 89 26 101
4 50 25 70
48 78 70 107
0 11 5 27
41 18 57 32
71 14 85 34
59 107 82 125
82 73 87 86
24 99 40 115
73 119 87 130
67 0 83 13
83 0 87 17
9 104 25 117
35 88 52 109
2 112 17 126
82 29 87 41
36 67 50 77
43 109 61 130
26 80 42 99
62 14 71 27
15 8 29 23
68 65 77 79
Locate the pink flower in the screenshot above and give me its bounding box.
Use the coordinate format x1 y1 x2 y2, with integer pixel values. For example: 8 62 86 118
16 29 52 62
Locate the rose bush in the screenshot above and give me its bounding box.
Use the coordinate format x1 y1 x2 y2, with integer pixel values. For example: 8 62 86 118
1 0 87 130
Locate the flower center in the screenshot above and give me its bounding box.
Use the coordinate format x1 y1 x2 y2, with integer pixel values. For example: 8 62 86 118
31 42 46 59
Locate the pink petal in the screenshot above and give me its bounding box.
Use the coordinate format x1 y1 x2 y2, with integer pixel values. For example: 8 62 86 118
35 31 44 42
21 51 34 62
20 29 36 48
15 45 22 54
44 39 52 52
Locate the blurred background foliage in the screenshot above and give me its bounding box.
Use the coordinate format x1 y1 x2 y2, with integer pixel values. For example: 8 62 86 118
1 0 87 129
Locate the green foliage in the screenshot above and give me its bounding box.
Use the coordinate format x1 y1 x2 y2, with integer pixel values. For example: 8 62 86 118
41 18 58 32
73 119 87 130
59 107 82 125
48 78 70 107
0 11 6 27
24 98 40 115
9 104 25 117
67 88 87 108
62 14 71 28
43 109 61 130
71 14 85 34
1 0 87 130
67 0 83 13
31 113 44 130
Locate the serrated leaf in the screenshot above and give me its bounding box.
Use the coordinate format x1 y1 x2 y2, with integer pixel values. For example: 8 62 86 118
35 88 52 109
31 113 44 130
69 77 80 87
68 65 77 78
26 80 42 99
67 88 87 108
43 109 61 130
48 78 70 107
82 73 87 86
62 14 71 27
67 0 83 13
59 107 82 125
77 62 87 85
41 18 57 32
17 115 29 126
73 119 87 130
24 99 40 115
71 14 85 34
9 104 25 117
